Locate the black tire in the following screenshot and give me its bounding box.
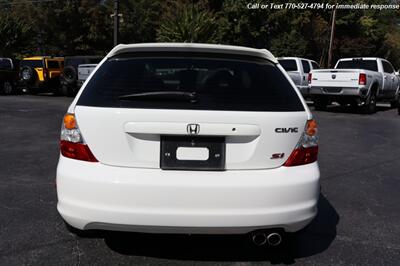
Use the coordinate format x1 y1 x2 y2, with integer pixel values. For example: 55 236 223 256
59 84 75 96
1 81 13 95
362 93 377 114
390 100 398 108
314 98 328 111
62 66 77 85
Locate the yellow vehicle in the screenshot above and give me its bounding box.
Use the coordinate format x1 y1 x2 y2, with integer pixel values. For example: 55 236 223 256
20 56 64 93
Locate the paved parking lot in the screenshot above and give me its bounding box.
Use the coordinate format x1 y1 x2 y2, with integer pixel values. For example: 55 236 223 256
0 95 399 265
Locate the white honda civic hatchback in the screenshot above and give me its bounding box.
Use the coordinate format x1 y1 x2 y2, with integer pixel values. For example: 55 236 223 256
57 43 320 246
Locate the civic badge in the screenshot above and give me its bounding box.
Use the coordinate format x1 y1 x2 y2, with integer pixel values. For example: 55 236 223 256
187 124 200 135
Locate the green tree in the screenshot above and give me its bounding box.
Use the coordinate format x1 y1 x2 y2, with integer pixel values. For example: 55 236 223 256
0 13 32 57
157 0 218 43
119 0 162 44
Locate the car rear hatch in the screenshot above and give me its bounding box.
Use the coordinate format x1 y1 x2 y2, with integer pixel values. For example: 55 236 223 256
74 52 308 170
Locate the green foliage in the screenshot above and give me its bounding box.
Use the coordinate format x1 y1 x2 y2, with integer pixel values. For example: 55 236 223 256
157 0 218 43
0 13 32 57
119 0 162 43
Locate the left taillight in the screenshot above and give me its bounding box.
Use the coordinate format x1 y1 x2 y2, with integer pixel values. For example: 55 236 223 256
60 113 98 162
283 119 318 167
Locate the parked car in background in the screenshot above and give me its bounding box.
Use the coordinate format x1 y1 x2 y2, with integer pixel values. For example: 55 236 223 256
77 63 99 88
57 43 320 246
309 57 400 113
60 56 103 96
0 57 19 95
20 56 64 94
278 57 320 97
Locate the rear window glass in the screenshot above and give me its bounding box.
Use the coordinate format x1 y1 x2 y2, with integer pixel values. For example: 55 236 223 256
46 60 60 68
0 58 12 70
382 61 394 74
311 61 319 69
278 59 298 71
21 60 44 68
336 59 378 72
77 53 304 112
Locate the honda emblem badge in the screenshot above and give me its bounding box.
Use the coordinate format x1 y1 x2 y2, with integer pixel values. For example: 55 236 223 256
187 124 200 135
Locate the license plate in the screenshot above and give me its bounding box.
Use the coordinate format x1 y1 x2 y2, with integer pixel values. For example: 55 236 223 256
160 136 225 170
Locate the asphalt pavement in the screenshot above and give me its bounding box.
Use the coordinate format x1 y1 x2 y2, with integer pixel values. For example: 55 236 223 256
0 95 399 265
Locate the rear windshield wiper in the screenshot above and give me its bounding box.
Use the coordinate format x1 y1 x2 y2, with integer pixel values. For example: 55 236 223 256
118 91 198 103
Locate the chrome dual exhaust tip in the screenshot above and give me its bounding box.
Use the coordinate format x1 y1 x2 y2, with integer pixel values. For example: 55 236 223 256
251 231 282 246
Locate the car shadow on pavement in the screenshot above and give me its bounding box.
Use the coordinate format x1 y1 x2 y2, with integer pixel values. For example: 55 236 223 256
100 194 339 263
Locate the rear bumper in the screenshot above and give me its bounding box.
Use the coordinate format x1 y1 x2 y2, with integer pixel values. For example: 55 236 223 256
57 156 320 234
309 86 368 98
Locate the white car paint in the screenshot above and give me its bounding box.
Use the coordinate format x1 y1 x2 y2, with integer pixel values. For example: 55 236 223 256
57 43 320 235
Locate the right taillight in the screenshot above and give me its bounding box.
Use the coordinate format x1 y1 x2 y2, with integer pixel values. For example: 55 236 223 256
60 113 98 162
359 73 367 85
284 119 318 167
308 73 312 84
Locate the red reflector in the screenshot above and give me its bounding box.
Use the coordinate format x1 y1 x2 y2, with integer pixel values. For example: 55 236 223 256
308 73 312 84
283 146 318 167
60 140 98 162
359 73 367 85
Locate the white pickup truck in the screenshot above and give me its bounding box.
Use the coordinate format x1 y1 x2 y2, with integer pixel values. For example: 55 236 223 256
278 57 320 97
309 57 400 113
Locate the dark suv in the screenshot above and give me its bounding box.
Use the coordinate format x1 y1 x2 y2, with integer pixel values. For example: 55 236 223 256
0 57 19 95
60 56 103 96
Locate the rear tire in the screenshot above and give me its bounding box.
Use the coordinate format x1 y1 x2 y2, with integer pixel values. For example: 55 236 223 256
60 84 74 96
314 98 328 111
361 93 376 114
390 100 398 108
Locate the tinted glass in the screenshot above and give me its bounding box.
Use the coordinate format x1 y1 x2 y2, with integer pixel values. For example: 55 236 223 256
382 61 394 74
47 60 60 69
336 60 378 72
78 53 303 112
311 62 319 69
0 58 12 70
301 60 310 73
278 59 298 71
21 60 44 68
